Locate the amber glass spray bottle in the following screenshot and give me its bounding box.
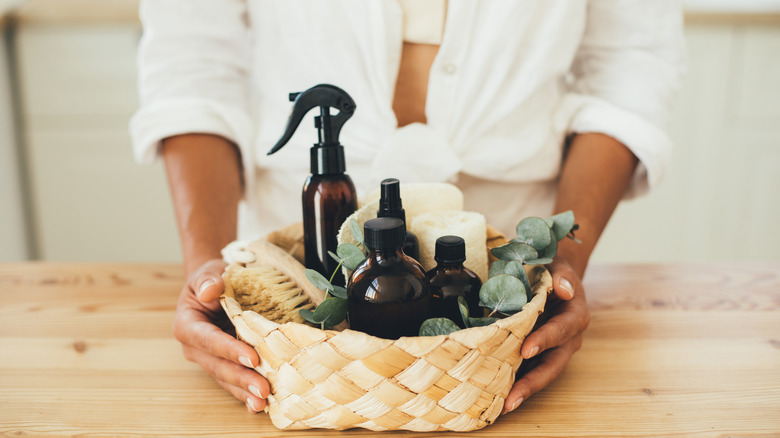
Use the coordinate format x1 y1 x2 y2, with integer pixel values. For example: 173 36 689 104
267 84 358 286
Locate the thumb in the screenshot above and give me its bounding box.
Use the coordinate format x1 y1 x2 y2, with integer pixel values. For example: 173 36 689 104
195 273 224 302
554 275 575 300
191 260 228 303
548 262 576 301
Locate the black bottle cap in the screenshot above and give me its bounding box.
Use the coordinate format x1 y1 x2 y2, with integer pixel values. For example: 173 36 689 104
435 235 466 263
311 145 346 175
377 178 406 222
364 217 406 250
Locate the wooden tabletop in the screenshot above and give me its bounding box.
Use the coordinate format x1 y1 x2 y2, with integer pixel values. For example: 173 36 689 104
1 262 778 437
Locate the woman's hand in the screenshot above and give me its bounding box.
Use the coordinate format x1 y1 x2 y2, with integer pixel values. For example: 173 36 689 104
172 258 270 413
502 257 590 413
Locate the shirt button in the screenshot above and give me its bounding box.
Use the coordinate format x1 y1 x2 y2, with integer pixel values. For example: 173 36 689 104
443 63 457 74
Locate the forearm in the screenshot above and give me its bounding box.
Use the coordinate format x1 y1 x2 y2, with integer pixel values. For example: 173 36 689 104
554 133 638 278
162 134 243 277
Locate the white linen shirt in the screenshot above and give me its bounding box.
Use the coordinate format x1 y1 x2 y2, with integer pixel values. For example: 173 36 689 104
130 0 685 239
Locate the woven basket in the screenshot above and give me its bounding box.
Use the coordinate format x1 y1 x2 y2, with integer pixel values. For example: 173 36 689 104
220 224 552 432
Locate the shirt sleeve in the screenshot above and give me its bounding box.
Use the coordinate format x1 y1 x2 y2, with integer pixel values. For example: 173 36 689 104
561 0 685 198
129 0 253 165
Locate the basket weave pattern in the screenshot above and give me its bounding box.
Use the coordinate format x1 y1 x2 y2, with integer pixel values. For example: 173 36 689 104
220 227 552 431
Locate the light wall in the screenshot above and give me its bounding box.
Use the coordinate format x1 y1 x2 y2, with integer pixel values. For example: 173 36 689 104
1 11 779 264
592 19 780 263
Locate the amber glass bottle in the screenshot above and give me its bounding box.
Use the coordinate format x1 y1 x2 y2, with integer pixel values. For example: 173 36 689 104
266 84 359 286
426 235 483 328
347 217 430 339
302 171 357 287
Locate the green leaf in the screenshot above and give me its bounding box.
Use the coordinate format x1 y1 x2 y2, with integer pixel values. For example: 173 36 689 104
543 217 554 228
299 308 326 324
515 217 552 250
337 243 366 271
419 318 462 336
491 241 538 262
479 274 528 315
489 260 531 294
312 297 348 328
524 257 553 265
526 228 557 265
468 317 499 327
350 218 363 246
328 250 341 263
330 285 348 299
489 260 525 278
548 211 575 242
305 269 334 292
537 228 558 260
457 296 470 328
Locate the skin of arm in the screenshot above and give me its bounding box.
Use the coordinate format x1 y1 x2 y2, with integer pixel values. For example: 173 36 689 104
163 133 270 413
503 132 639 413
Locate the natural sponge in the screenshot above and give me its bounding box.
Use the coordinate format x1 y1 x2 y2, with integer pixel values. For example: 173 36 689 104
411 211 488 281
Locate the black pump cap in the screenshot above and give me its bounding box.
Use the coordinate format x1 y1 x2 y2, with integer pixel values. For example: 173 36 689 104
377 178 406 222
364 217 406 250
435 235 466 263
267 84 356 175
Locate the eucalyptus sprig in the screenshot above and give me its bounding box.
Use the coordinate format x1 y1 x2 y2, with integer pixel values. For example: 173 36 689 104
420 211 579 336
299 219 367 329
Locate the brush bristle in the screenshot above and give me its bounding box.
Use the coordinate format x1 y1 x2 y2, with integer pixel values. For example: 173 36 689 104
226 265 314 324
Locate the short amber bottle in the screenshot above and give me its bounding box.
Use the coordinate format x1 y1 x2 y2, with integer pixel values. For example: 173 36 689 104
347 217 430 339
426 235 483 328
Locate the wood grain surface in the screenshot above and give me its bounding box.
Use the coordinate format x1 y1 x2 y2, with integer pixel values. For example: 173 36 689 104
1 262 778 437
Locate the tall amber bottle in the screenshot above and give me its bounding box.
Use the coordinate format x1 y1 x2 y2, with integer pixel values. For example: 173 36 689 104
267 84 358 285
426 235 482 328
348 218 431 339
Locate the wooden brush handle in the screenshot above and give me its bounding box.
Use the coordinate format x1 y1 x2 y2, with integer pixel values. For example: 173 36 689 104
245 239 327 306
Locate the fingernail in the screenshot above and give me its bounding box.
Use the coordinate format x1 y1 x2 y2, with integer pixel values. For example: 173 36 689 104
559 277 574 299
249 385 263 399
526 346 539 359
510 398 524 412
239 356 254 368
198 278 216 297
246 397 258 413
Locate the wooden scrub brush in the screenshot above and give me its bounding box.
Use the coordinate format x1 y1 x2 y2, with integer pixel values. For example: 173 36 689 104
222 239 326 324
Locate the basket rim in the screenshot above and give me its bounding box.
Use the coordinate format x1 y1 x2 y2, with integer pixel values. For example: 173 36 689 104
220 260 551 343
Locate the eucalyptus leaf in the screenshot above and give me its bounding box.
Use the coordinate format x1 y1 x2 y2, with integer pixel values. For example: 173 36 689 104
515 217 552 250
305 269 334 292
312 297 348 328
419 318 462 336
458 296 470 328
524 257 553 265
337 243 366 271
488 260 531 294
330 285 348 299
328 250 341 263
489 260 525 279
491 241 538 263
536 228 558 260
479 274 528 315
299 308 326 324
350 218 363 246
549 210 575 242
468 317 500 327
543 217 554 228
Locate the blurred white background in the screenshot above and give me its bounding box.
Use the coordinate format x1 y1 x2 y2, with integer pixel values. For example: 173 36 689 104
1 0 779 264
